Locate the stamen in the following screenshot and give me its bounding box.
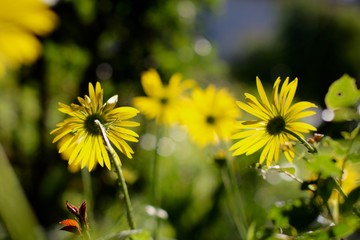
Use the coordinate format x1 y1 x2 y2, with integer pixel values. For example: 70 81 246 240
160 98 168 105
84 114 105 135
266 116 285 135
206 115 216 125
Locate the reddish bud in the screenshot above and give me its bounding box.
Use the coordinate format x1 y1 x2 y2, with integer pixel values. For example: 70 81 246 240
307 133 324 144
313 133 324 142
66 201 79 217
79 201 87 225
307 138 315 144
59 219 80 235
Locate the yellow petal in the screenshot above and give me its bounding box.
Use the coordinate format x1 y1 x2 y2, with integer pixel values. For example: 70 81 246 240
236 101 268 120
101 143 111 170
246 137 269 155
256 77 271 109
141 69 164 97
283 78 297 114
271 77 281 108
94 136 103 167
286 110 316 122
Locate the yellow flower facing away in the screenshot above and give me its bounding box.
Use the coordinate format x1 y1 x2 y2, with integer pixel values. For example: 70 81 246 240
182 85 241 147
230 77 317 166
329 158 360 205
0 0 57 77
51 82 140 171
133 69 195 126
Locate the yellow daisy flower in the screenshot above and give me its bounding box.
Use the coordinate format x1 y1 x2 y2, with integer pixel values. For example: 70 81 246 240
133 69 195 125
51 82 140 171
0 0 57 76
182 85 241 147
229 77 317 166
329 158 360 204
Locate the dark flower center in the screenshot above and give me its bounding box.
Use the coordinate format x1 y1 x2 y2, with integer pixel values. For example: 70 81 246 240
266 116 286 135
160 97 168 105
206 115 216 125
84 114 105 135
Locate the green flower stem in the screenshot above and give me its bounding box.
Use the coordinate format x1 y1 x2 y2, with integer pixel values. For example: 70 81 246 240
82 225 91 240
151 125 163 240
80 169 93 240
0 143 47 240
220 161 247 240
218 142 248 239
284 129 317 153
333 136 356 223
95 120 136 230
271 166 304 184
151 125 162 207
81 169 94 226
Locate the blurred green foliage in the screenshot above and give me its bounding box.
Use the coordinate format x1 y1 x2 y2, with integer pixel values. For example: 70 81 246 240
231 1 360 105
0 0 360 239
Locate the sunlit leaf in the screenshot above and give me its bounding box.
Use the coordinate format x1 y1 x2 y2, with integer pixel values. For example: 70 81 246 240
269 205 290 229
296 216 360 239
322 136 347 156
330 216 360 238
307 155 342 178
325 74 360 109
331 108 359 122
99 229 151 240
341 123 360 140
342 186 360 213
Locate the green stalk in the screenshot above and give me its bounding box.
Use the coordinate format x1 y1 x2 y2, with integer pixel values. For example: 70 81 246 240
82 224 92 240
219 142 248 239
81 169 94 226
223 156 248 239
333 136 356 223
151 126 162 208
0 143 46 240
284 129 317 153
150 125 163 240
95 120 136 230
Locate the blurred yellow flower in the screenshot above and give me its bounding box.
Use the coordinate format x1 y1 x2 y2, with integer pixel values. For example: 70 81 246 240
0 0 57 76
230 77 317 166
182 85 240 147
329 158 360 204
133 69 195 125
51 82 140 171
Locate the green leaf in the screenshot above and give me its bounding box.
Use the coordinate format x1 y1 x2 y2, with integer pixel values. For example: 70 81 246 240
296 216 360 239
342 186 360 213
269 198 320 231
280 167 296 175
322 137 347 156
128 230 152 240
99 229 151 240
325 74 360 109
331 108 360 122
269 206 290 229
330 216 360 238
307 154 342 178
348 152 360 163
341 123 360 140
316 177 337 203
0 144 47 240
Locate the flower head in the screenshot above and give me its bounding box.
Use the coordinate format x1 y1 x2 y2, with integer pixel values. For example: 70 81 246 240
133 69 195 125
230 77 317 166
182 85 240 147
51 82 140 171
0 0 57 76
59 201 88 236
329 158 360 205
